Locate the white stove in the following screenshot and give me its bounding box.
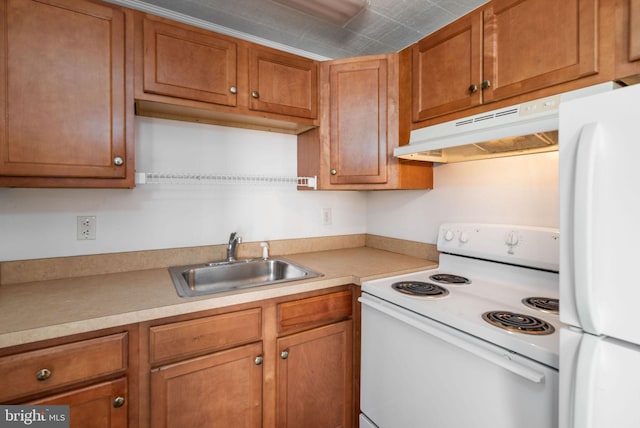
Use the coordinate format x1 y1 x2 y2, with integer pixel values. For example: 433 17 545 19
360 223 563 428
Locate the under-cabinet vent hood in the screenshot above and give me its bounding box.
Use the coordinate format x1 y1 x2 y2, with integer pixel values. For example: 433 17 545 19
395 82 620 163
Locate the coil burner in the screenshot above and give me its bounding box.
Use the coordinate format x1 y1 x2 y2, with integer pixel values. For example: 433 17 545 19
429 273 471 285
392 281 449 298
482 311 555 335
522 297 559 314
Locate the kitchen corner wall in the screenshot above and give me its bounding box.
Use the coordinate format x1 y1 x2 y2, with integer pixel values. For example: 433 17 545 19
0 117 558 263
0 117 366 262
366 152 559 243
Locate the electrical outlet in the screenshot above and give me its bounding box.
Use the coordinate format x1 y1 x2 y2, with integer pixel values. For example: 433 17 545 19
77 216 96 240
321 208 332 225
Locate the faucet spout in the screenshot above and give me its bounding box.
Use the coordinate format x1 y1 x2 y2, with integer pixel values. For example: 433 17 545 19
227 232 241 262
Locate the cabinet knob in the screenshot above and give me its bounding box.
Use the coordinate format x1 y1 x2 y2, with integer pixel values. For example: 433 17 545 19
254 355 264 365
330 169 337 176
481 80 491 89
280 350 289 360
251 91 260 99
230 86 237 94
468 84 478 94
112 396 125 408
113 156 124 166
35 368 52 381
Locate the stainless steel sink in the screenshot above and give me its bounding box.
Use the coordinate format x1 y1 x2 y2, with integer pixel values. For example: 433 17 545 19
168 257 323 297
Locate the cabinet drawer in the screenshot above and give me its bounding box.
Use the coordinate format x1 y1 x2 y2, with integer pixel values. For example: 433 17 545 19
277 289 352 334
149 308 262 364
0 333 127 402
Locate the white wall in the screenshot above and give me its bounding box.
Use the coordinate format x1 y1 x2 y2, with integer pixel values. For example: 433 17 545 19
0 117 559 262
366 152 559 244
0 118 367 261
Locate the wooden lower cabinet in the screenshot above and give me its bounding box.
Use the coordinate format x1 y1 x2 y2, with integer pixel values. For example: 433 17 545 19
144 287 356 428
150 342 263 428
31 378 128 428
276 321 353 428
0 327 136 428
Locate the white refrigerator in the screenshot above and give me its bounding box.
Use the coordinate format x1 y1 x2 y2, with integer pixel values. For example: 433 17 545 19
559 83 640 427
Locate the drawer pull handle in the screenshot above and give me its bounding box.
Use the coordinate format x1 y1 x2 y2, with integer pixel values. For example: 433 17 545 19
251 91 260 99
35 368 51 381
113 396 125 408
280 350 289 359
254 355 264 365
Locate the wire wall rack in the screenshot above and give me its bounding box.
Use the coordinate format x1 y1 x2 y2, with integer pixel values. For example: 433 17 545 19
134 172 317 189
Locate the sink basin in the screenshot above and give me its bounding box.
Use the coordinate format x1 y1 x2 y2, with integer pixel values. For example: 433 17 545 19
168 257 323 297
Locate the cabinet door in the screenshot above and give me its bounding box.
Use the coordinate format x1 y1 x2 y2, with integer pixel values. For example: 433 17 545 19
248 46 318 119
631 0 640 61
143 17 237 106
412 10 483 121
483 0 598 102
150 342 262 428
329 59 388 185
277 321 353 428
30 378 128 428
0 0 129 180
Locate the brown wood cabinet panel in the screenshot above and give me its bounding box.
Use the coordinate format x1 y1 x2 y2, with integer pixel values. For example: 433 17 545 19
150 342 262 428
483 0 598 102
0 0 132 186
412 10 483 121
329 58 388 185
0 333 127 402
630 0 640 61
149 308 261 365
30 378 128 428
277 289 352 334
277 321 353 428
143 16 237 106
248 46 318 119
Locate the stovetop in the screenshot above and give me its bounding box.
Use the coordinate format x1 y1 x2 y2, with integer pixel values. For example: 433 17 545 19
362 252 563 369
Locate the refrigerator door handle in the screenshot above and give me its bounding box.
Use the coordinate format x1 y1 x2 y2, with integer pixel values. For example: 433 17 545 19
571 333 601 428
573 122 601 333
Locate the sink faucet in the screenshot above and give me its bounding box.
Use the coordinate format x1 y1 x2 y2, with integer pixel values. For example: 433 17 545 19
227 232 241 262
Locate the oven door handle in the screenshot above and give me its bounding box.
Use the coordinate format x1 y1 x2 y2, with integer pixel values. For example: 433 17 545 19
360 296 546 384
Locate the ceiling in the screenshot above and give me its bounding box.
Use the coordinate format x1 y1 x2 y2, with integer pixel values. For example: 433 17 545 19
113 0 488 60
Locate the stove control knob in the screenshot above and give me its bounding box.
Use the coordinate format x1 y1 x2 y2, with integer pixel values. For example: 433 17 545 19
444 230 454 241
459 231 470 243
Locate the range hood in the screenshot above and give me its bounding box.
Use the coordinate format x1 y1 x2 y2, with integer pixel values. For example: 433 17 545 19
395 82 619 163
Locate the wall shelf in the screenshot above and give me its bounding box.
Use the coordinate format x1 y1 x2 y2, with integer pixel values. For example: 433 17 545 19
135 172 317 189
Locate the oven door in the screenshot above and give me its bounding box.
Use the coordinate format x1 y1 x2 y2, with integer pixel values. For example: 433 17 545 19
359 293 559 428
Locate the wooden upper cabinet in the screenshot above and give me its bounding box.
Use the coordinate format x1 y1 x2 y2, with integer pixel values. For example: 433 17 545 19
328 58 388 185
248 45 318 119
0 0 133 187
298 52 432 191
412 0 599 122
412 10 483 121
631 0 640 61
143 16 238 106
136 15 319 132
483 0 598 102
